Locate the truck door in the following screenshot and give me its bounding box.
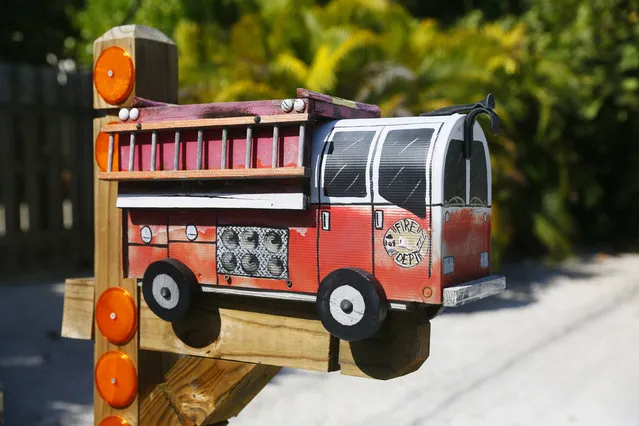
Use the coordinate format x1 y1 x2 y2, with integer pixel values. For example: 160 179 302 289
318 127 381 279
371 123 441 303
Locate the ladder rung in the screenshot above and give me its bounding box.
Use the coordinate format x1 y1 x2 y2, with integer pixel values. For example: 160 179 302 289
297 124 306 167
128 132 136 172
150 131 157 171
173 130 180 170
221 127 228 169
107 133 114 172
197 129 204 170
272 126 279 168
245 126 252 168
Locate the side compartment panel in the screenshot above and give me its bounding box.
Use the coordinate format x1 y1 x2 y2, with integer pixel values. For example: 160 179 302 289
441 207 489 287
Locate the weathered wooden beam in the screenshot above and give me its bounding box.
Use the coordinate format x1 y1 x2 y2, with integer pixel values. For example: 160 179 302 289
61 278 95 340
140 356 280 425
338 310 431 380
140 293 338 373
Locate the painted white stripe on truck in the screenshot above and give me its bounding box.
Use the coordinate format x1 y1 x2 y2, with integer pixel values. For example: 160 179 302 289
117 192 307 210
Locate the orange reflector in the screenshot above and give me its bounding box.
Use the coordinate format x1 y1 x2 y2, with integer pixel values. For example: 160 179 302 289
96 287 137 345
99 416 130 426
95 351 137 408
95 131 119 172
94 46 135 105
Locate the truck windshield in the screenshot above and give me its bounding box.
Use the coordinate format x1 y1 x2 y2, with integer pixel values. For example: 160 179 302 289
378 128 434 218
323 130 376 198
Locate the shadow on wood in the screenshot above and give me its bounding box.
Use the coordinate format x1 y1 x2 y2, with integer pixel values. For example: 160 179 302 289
339 310 431 380
141 291 339 372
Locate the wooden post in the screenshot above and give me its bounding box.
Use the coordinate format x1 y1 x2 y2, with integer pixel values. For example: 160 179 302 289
92 25 178 426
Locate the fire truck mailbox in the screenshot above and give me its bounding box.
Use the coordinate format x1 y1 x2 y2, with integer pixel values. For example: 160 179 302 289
62 24 514 425
100 88 506 342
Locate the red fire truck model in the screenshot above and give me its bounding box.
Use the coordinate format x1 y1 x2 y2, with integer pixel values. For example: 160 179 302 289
95 88 506 342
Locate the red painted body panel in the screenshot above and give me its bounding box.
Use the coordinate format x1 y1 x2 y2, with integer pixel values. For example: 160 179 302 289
170 241 218 285
215 208 319 293
168 211 216 243
318 206 373 280
127 245 167 278
128 210 167 245
372 207 436 304
441 208 491 287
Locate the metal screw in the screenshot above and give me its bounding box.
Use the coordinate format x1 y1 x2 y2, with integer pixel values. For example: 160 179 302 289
340 299 353 314
136 123 142 131
224 275 232 284
160 287 171 299
109 312 116 320
110 377 116 384
286 280 293 288
254 115 261 123
107 70 114 77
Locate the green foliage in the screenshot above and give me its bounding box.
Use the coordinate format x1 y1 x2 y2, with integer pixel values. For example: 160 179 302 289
71 0 639 262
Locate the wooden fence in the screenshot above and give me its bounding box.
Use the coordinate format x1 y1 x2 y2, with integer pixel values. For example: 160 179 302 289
0 62 94 280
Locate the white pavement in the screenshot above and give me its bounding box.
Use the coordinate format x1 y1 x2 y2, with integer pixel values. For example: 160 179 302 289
1 254 638 425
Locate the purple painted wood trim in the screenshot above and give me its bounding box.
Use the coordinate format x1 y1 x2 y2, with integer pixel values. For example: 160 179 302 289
128 89 381 124
132 97 175 107
135 100 289 123
296 88 381 117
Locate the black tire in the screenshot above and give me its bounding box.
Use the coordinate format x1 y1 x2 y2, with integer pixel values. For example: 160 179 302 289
316 268 387 342
142 258 198 322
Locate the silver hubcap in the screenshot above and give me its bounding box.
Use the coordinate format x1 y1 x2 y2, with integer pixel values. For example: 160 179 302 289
152 274 179 309
329 285 365 326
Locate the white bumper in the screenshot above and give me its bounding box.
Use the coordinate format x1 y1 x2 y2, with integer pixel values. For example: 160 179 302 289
442 275 506 307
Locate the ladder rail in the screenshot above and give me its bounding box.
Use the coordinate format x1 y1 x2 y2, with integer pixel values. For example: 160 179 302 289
150 131 158 171
297 124 305 167
128 132 136 172
197 129 204 170
272 126 279 168
245 127 252 169
221 128 228 169
173 130 181 171
107 133 115 172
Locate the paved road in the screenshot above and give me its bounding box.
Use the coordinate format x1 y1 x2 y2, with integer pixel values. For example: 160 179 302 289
1 254 638 425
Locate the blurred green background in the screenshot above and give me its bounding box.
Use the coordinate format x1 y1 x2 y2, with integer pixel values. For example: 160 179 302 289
2 0 638 265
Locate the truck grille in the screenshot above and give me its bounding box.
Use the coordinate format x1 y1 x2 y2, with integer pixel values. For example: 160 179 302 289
216 226 289 279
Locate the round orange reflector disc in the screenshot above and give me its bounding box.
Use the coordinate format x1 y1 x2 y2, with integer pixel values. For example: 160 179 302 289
95 131 119 172
99 416 130 426
95 351 138 408
96 287 137 345
94 46 135 105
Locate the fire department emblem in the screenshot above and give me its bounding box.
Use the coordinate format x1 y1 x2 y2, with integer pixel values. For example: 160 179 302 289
383 218 428 268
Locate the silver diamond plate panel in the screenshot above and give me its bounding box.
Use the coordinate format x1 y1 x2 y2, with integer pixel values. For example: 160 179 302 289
216 226 289 280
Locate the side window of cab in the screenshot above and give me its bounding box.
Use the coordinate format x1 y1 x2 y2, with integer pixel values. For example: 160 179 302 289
443 139 466 207
469 140 489 207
